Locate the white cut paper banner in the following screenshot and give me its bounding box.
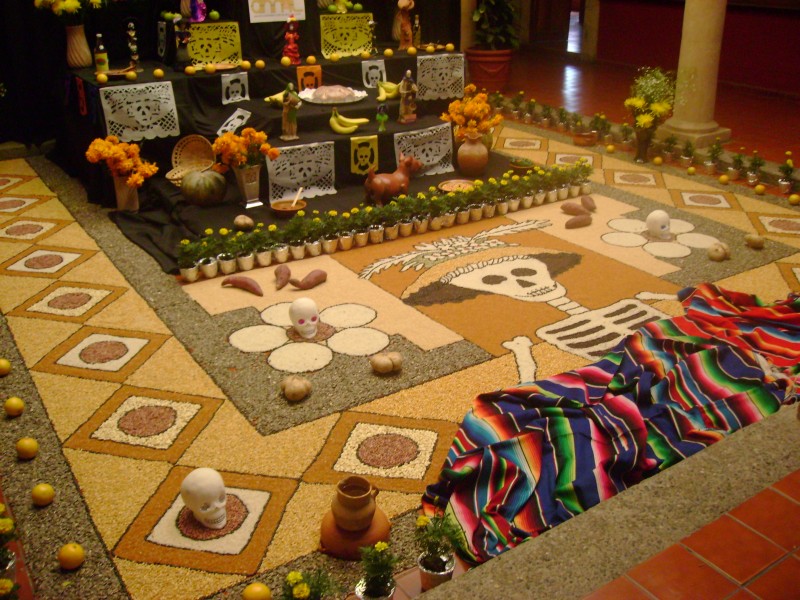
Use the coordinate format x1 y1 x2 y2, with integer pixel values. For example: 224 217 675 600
221 72 250 105
266 142 336 202
99 81 180 141
394 123 454 176
361 60 386 88
217 108 252 136
416 53 465 101
248 0 306 24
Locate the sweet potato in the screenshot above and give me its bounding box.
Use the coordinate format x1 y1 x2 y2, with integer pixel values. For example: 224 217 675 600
221 275 264 296
560 201 590 216
289 269 328 290
565 214 593 229
275 264 291 290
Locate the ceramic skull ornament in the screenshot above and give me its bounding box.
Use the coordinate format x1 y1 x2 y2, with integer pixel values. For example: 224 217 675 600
289 297 319 339
444 256 568 303
180 468 228 529
646 210 672 240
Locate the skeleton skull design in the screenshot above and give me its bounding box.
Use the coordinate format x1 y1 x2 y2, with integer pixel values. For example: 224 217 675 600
443 256 567 303
123 98 165 129
646 210 672 240
364 65 384 88
354 143 375 173
274 156 326 187
289 297 319 339
180 468 227 529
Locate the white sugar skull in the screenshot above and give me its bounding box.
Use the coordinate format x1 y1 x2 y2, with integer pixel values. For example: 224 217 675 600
646 210 672 240
444 256 567 303
180 468 227 529
289 297 319 339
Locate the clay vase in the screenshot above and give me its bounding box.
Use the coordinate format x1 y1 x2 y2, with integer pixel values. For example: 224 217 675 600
331 475 378 531
457 132 489 177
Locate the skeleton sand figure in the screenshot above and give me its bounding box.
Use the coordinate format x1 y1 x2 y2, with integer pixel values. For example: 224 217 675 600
289 297 320 339
180 467 227 529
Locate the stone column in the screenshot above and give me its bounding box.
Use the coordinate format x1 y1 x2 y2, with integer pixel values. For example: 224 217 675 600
460 0 477 50
659 0 730 147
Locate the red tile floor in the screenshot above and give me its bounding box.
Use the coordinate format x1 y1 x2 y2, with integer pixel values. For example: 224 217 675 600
507 49 800 165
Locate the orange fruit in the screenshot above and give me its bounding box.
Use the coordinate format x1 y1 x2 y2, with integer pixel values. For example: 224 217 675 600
754 184 766 195
204 63 217 74
32 483 55 507
280 56 291 67
360 50 371 59
652 156 663 166
242 582 272 600
445 43 455 52
240 60 251 70
57 543 85 570
426 44 435 53
124 71 137 81
0 358 10 376
406 46 417 56
718 174 729 185
306 55 317 65
4 396 25 417
605 144 615 153
184 65 196 76
255 59 266 69
153 68 165 79
96 73 108 84
687 166 696 175
16 437 38 460
383 48 394 58
789 193 800 205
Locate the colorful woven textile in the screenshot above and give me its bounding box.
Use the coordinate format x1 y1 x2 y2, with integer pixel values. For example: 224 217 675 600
422 284 800 563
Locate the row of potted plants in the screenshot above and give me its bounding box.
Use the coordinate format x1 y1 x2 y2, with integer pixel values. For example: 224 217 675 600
267 514 460 600
176 160 594 282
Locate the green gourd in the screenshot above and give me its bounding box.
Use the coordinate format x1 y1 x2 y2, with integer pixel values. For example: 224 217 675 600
181 170 227 206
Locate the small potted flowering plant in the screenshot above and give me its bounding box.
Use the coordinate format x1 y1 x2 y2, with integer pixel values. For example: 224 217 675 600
176 237 208 282
415 514 460 591
730 147 746 179
0 503 19 600
281 569 339 600
778 151 795 193
747 150 766 185
704 137 724 174
355 541 398 600
680 140 695 168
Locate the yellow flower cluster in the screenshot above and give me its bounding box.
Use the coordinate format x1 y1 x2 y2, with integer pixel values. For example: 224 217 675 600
441 84 504 141
0 578 14 596
625 96 672 129
212 128 280 170
34 0 105 23
416 515 431 528
85 136 159 188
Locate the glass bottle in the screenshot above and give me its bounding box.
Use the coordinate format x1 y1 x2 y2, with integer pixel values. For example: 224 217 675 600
94 33 109 73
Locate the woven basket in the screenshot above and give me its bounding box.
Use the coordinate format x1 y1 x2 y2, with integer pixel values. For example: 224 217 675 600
166 135 215 187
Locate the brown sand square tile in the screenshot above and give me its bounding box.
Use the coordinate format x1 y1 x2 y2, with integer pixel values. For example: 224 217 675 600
65 385 223 462
7 281 126 323
627 545 738 599
583 576 654 599
746 555 800 600
0 245 95 279
670 189 741 211
303 411 458 494
776 263 800 293
0 173 35 194
748 212 800 238
772 469 800 503
682 515 784 583
604 169 665 188
0 217 71 243
729 488 800 551
114 466 297 574
32 326 169 383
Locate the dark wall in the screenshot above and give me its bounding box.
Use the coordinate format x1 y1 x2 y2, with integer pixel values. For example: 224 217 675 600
0 0 460 145
597 0 800 95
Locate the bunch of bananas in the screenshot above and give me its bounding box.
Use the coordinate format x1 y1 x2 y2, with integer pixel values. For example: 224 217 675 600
376 80 400 102
329 107 369 134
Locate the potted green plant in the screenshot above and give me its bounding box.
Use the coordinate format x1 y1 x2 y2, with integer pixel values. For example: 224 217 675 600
0 503 19 600
415 514 460 591
176 237 206 282
465 0 520 92
281 569 339 600
680 140 695 168
703 137 724 174
355 541 398 600
747 150 765 185
729 147 746 180
661 134 679 161
778 151 795 194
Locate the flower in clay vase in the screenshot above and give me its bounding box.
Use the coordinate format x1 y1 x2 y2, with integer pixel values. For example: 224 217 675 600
359 541 398 598
280 569 339 600
34 0 108 26
778 151 795 180
211 128 280 172
440 83 503 143
85 136 159 188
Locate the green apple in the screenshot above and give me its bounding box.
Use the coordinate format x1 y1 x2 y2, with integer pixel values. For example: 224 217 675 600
208 9 220 20
328 4 338 12
353 2 363 10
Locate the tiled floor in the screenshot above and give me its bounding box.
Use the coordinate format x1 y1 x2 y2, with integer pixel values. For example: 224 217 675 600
507 48 800 165
586 468 800 600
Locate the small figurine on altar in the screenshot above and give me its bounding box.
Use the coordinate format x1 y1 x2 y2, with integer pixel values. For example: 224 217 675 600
281 83 302 140
174 20 192 71
394 0 415 50
376 103 388 132
126 21 141 71
283 15 301 66
397 70 417 124
191 0 207 22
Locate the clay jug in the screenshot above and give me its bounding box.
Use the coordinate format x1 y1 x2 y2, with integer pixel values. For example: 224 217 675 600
331 476 378 531
457 132 490 177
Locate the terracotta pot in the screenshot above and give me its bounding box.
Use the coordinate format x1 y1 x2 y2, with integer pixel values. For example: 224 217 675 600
319 506 391 560
465 47 514 91
457 133 490 177
331 476 378 531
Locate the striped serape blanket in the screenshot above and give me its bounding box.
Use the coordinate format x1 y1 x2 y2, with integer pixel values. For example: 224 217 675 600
422 283 800 563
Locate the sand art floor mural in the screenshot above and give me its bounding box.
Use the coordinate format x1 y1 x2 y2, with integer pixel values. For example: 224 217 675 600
1 121 800 599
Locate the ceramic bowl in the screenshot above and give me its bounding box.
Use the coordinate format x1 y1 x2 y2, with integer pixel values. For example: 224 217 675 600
271 199 307 218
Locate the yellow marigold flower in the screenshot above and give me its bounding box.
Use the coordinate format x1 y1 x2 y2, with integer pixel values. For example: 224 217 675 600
312 217 321 223
0 504 5 516
0 579 14 596
397 194 407 199
351 207 360 214
312 209 319 215
328 210 338 217
180 239 189 245
488 177 497 185
416 515 431 528
649 102 671 117
786 151 792 157
416 192 426 199
342 212 351 219
512 175 520 182
219 228 229 236
204 228 213 235
500 180 508 186
374 541 389 552
0 518 13 534
257 222 264 227
624 97 646 110
292 582 310 599
297 210 305 217
286 571 304 586
267 148 280 160
364 206 373 213
473 180 483 186
62 0 81 14
787 159 794 168
268 224 277 232
90 0 102 8
428 186 437 193
635 114 655 129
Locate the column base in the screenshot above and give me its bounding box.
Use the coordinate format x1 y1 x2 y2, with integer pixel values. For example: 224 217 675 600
657 121 731 149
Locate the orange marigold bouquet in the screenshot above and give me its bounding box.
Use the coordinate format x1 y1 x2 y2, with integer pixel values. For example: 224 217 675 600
440 83 503 142
211 128 280 172
85 136 159 188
